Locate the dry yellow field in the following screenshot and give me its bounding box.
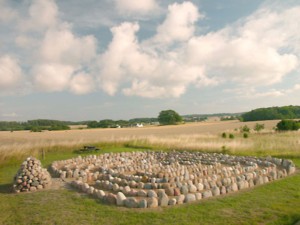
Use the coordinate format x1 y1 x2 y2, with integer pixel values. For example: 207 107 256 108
1 119 299 163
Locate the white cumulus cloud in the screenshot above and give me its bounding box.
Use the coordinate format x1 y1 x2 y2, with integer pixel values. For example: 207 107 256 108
0 55 22 89
20 0 58 31
114 0 159 16
40 25 97 66
32 63 74 92
70 73 95 95
153 1 201 44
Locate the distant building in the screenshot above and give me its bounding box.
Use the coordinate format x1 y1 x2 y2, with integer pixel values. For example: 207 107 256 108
136 123 143 128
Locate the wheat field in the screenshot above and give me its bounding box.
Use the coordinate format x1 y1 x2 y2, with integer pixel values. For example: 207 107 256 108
1 120 299 163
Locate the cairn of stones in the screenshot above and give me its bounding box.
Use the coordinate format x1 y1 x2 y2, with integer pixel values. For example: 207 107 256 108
13 157 52 193
50 151 296 208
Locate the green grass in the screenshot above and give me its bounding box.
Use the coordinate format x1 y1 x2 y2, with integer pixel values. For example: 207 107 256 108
0 147 299 225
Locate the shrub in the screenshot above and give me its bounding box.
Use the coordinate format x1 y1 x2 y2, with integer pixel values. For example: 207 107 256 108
243 133 249 138
30 126 42 132
229 134 234 139
222 132 227 138
240 125 250 133
254 123 265 132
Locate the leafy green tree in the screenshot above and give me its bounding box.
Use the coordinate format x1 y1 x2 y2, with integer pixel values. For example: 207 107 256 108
276 120 300 131
158 110 182 125
98 120 115 128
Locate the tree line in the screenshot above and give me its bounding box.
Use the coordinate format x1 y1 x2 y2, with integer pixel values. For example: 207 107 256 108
0 119 71 131
87 118 158 128
241 105 300 121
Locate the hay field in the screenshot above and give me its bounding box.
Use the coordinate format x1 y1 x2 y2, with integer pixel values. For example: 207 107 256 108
1 119 299 163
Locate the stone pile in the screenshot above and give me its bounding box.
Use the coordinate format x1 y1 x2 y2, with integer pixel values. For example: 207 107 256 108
50 151 296 208
13 157 52 193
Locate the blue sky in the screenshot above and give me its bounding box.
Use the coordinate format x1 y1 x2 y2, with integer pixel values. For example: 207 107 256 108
0 0 300 121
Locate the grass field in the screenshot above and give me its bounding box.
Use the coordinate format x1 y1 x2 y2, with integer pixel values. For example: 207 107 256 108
0 120 299 225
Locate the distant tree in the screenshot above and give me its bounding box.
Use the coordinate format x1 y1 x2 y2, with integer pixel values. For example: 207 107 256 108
243 133 249 138
87 121 99 128
48 124 70 131
254 123 265 132
98 119 115 128
158 110 182 125
229 134 235 139
276 120 300 131
222 132 227 138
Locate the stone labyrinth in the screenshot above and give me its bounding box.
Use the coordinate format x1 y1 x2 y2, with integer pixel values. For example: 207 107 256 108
49 151 296 208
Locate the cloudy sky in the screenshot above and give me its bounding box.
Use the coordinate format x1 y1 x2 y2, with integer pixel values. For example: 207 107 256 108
0 0 300 121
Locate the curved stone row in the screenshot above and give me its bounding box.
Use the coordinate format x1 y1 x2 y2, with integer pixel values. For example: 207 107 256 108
50 151 296 208
13 157 52 193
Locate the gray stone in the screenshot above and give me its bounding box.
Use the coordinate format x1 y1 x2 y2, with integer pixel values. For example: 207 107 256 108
168 198 177 205
159 193 169 207
137 182 144 189
107 193 117 204
112 183 119 192
137 190 147 197
195 192 202 200
197 183 204 191
231 183 238 192
176 195 185 204
287 165 296 175
144 183 152 189
97 190 106 199
87 187 95 195
180 185 189 195
212 186 220 196
29 186 37 191
174 188 181 196
147 197 158 208
220 186 227 194
189 184 197 193
254 176 264 185
202 190 212 198
157 189 166 198
123 186 131 194
116 192 126 206
185 194 196 203
147 190 158 198
138 199 147 208
165 187 174 196
125 197 138 208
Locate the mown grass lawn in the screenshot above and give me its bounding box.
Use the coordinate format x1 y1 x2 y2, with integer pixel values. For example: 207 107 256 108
0 147 299 225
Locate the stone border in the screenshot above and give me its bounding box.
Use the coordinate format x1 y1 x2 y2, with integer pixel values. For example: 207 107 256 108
50 151 296 208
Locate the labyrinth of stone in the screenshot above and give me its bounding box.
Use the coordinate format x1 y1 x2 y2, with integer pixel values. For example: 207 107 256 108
45 151 296 208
